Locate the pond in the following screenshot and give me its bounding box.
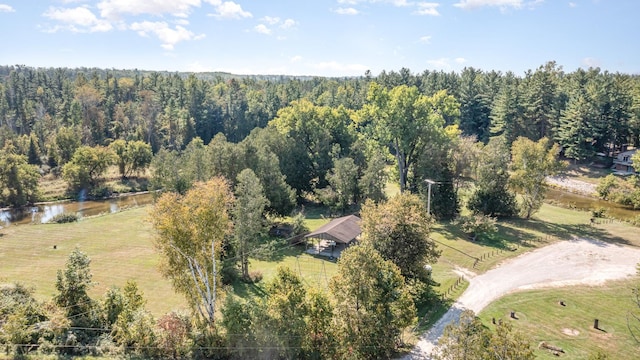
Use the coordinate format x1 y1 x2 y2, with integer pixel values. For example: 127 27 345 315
545 187 640 221
0 192 155 226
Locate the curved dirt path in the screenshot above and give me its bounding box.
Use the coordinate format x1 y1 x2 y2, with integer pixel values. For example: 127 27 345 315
405 238 640 359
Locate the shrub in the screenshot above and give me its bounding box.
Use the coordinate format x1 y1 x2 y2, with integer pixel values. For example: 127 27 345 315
591 207 607 218
452 214 497 242
49 213 79 224
247 271 263 283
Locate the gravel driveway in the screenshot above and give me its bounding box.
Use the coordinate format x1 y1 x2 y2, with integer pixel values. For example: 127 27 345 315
405 238 640 359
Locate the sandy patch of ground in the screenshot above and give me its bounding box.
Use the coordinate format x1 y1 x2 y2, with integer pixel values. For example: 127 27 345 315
562 328 580 336
546 176 598 196
405 238 640 359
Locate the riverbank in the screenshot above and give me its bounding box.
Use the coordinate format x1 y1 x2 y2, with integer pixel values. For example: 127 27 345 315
546 175 597 197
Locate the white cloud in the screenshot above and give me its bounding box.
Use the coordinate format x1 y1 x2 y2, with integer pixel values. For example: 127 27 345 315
453 0 523 9
98 0 201 20
280 18 296 29
390 0 411 6
334 7 359 15
130 21 203 50
254 24 271 35
0 4 15 12
418 35 432 43
43 6 113 32
582 57 601 68
336 0 417 7
206 0 252 19
413 2 440 15
427 57 452 69
262 16 280 25
290 55 303 63
569 2 577 7
312 61 369 75
455 57 467 64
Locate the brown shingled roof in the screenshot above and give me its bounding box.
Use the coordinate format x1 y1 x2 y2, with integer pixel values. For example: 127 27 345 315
304 215 361 244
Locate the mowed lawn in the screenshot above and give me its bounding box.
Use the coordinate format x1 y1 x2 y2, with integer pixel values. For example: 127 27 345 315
0 206 186 316
479 278 640 359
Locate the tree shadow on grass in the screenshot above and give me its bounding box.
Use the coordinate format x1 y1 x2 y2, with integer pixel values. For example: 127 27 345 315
231 280 267 299
523 218 634 247
436 220 538 251
435 222 470 242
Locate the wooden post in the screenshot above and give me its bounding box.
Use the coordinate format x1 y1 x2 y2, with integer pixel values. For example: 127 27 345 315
510 311 516 319
594 319 599 329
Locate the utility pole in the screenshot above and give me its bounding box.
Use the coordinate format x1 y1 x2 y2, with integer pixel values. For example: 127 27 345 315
424 179 436 215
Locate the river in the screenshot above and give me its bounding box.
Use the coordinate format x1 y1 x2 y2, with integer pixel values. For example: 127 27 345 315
546 187 639 221
0 188 638 227
0 192 155 226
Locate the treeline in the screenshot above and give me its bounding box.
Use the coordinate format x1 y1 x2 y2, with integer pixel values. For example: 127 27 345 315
1 62 640 209
2 62 639 156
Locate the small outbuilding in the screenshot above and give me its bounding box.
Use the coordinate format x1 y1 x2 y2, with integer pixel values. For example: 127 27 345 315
304 215 361 259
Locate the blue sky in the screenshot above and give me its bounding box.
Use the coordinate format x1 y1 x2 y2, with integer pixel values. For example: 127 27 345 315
0 0 638 77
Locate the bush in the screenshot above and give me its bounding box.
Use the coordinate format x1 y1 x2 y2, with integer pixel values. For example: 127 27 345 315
452 214 497 242
591 207 607 218
247 271 263 283
49 213 79 224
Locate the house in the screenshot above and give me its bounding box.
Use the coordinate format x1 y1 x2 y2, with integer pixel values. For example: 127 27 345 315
304 215 361 259
612 149 637 174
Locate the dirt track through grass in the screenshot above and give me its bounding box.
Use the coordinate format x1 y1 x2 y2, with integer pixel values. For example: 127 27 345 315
405 237 640 359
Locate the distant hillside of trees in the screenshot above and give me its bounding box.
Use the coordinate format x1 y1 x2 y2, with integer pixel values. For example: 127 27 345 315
1 62 639 209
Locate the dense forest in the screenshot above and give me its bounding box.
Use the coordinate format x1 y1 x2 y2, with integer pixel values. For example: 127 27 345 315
1 62 639 211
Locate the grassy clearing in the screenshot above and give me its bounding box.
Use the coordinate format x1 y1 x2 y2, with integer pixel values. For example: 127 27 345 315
0 206 184 316
479 278 640 359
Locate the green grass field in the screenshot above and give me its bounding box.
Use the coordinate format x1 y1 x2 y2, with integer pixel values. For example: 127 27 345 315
0 203 334 317
0 206 184 316
479 278 640 359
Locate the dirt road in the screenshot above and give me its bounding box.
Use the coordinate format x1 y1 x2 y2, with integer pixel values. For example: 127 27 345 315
405 238 640 359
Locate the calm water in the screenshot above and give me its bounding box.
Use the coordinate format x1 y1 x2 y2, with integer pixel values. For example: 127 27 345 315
0 192 154 226
545 188 640 221
1 188 638 227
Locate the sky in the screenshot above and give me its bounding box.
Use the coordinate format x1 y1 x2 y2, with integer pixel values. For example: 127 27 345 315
0 0 638 77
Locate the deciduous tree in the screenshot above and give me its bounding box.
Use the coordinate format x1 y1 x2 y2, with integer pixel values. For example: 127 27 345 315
233 169 269 280
468 137 518 218
0 143 40 207
330 245 416 359
62 145 115 194
359 83 458 192
150 178 234 326
360 193 439 280
509 137 565 218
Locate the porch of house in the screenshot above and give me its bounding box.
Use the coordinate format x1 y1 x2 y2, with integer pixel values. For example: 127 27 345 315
304 239 350 259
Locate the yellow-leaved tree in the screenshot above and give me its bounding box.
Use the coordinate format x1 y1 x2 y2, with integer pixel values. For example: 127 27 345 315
150 178 234 325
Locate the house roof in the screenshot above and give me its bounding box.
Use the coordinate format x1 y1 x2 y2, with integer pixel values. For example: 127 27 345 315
304 215 361 244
